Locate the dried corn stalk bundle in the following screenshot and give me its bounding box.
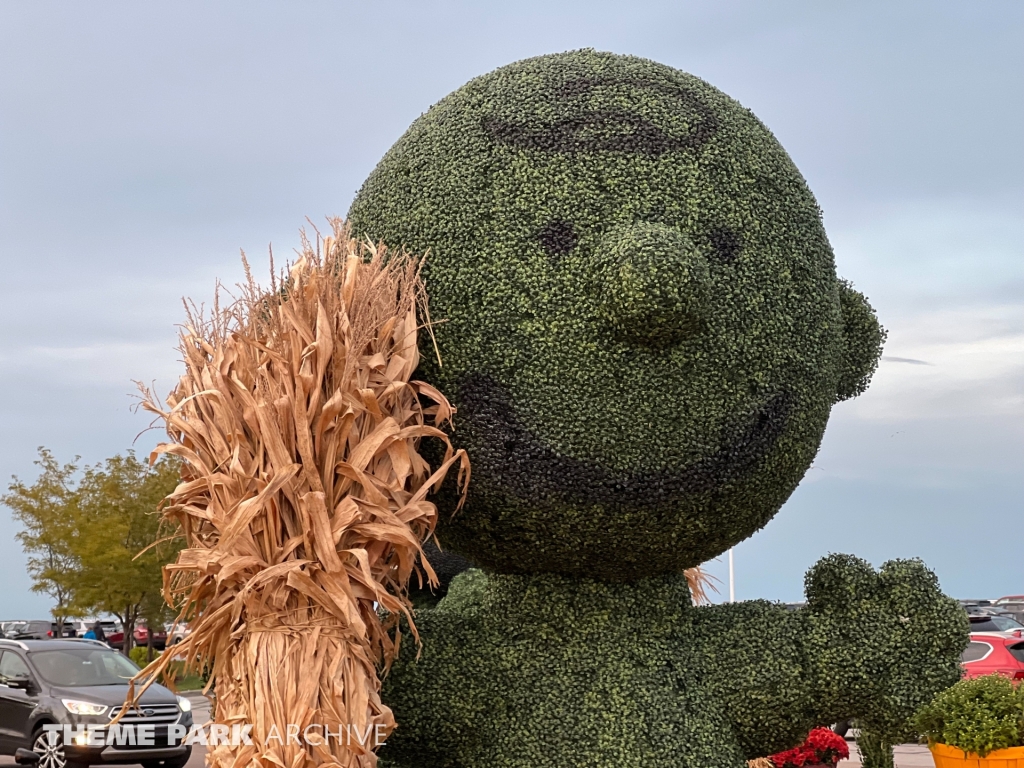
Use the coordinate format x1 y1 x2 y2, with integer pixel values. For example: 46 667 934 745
686 566 718 606
134 218 469 768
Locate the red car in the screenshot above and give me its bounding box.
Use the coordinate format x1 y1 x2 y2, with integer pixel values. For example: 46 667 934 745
107 622 168 651
962 632 1024 680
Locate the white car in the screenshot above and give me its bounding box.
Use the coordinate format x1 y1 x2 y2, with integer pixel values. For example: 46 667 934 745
72 618 122 640
168 622 191 645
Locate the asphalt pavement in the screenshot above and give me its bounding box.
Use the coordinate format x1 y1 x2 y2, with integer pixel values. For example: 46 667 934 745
840 742 936 767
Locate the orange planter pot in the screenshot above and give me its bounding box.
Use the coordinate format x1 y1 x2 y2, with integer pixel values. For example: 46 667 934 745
931 742 1024 768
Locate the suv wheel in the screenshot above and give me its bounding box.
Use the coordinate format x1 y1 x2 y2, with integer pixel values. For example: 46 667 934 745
31 726 87 768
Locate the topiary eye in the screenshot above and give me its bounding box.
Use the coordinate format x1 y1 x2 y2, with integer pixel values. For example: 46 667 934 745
537 219 577 258
707 227 742 263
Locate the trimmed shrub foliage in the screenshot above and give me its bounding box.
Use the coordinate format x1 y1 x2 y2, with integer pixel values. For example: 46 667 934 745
377 557 964 767
349 49 886 581
915 675 1024 758
348 50 964 767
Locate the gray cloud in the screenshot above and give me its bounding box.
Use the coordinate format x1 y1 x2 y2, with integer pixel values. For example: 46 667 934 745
1 0 1021 616
882 357 932 365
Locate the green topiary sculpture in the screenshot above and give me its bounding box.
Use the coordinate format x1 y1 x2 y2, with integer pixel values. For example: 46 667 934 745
348 49 967 768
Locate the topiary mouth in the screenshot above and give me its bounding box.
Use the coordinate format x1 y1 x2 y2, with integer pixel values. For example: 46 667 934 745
456 373 793 508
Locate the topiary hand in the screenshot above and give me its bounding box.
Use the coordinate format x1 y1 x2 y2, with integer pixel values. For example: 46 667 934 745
802 554 968 740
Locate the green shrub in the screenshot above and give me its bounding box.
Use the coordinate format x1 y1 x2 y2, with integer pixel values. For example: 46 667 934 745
858 728 894 768
129 645 160 668
914 675 1024 757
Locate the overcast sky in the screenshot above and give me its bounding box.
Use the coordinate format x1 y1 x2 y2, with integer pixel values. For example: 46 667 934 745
0 1 1020 617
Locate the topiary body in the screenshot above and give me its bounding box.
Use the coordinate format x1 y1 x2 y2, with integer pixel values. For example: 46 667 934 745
348 50 966 767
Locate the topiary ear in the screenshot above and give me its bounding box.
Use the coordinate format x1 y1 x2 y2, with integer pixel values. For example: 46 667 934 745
835 280 886 402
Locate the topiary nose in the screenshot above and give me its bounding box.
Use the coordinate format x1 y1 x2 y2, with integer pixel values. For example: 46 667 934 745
590 223 710 347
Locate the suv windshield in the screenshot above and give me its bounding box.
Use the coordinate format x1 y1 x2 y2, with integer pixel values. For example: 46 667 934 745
31 648 140 686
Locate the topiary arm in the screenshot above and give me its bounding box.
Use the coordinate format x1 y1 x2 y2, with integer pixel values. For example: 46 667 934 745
692 555 967 759
691 599 820 759
800 554 968 741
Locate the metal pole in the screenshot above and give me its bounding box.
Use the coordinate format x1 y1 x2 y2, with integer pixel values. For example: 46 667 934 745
728 547 735 603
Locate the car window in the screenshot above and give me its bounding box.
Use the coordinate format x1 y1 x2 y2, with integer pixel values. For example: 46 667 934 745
963 641 993 663
968 616 1019 632
969 618 998 632
30 648 139 686
992 616 1024 631
0 651 32 681
1008 643 1024 663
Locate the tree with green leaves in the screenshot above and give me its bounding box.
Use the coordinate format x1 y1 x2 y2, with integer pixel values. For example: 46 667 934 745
5 449 181 657
71 451 181 657
2 449 84 629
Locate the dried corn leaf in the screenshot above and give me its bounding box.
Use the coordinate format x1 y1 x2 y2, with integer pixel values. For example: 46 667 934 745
132 219 469 768
686 565 719 606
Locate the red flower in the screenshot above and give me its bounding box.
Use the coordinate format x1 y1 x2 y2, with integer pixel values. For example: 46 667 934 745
771 747 808 767
769 728 850 767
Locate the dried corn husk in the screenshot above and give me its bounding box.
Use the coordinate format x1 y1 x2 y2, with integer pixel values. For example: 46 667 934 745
686 566 719 605
132 218 469 768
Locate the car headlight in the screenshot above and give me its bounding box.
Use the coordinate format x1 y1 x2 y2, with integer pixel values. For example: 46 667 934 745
176 695 192 712
62 699 108 716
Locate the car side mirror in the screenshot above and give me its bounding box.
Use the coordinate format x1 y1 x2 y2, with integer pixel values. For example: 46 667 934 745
6 676 33 691
15 748 40 765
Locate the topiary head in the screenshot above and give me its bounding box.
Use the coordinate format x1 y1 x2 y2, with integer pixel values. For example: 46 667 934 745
349 50 884 581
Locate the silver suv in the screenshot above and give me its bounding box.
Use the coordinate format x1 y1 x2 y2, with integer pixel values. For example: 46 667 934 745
0 639 193 768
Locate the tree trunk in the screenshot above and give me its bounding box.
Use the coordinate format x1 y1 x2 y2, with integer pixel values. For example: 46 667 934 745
123 608 135 658
147 627 154 662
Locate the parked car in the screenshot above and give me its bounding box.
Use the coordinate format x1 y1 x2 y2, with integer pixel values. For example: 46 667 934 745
167 623 190 646
71 620 121 644
0 637 193 768
968 614 1024 633
961 600 1003 616
71 621 95 637
49 622 76 638
134 624 167 651
994 602 1024 626
106 622 167 652
961 632 1024 680
996 595 1024 605
964 605 997 616
1 622 27 639
9 622 51 640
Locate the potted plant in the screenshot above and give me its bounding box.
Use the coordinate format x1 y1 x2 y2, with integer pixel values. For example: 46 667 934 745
914 674 1024 766
750 727 850 767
